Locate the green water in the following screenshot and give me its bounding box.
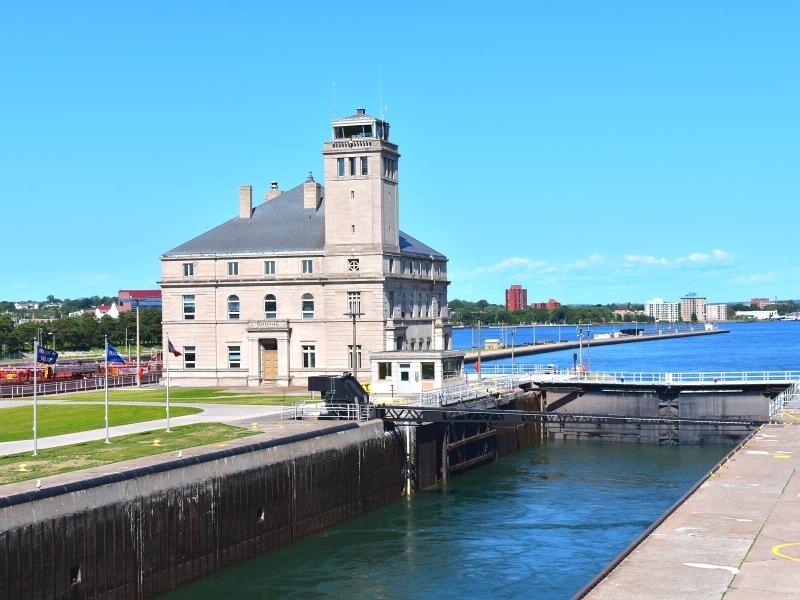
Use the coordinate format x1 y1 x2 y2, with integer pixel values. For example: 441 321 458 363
157 440 730 600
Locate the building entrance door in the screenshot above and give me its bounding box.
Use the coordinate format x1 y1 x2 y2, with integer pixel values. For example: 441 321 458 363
261 339 278 380
398 362 413 393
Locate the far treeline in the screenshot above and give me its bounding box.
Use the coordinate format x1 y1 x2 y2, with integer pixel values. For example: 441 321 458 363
0 310 162 355
448 299 655 326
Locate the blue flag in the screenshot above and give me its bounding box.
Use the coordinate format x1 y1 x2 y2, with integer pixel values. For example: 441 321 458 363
107 344 126 364
37 346 58 365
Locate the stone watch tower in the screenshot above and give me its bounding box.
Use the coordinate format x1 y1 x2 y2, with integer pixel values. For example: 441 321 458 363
322 108 400 254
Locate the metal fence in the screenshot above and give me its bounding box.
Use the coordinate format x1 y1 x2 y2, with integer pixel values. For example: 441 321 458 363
0 372 161 399
279 403 375 421
770 381 800 418
476 366 800 385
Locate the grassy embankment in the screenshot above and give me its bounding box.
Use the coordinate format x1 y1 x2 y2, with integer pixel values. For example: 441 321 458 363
0 423 256 485
0 404 201 442
56 387 317 405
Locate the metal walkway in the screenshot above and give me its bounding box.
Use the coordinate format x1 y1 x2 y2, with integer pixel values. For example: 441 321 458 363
415 368 800 408
377 406 757 428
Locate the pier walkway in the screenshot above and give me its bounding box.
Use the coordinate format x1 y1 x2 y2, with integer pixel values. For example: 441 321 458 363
583 415 800 599
463 327 727 362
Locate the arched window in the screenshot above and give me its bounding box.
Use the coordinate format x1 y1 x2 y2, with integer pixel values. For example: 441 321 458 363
227 295 240 320
301 293 314 319
264 294 277 319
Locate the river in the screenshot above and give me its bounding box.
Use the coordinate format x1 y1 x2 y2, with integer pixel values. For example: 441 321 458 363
157 321 796 599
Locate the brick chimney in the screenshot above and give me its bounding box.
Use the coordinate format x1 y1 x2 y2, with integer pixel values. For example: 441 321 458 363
303 172 322 209
265 180 281 202
239 185 252 219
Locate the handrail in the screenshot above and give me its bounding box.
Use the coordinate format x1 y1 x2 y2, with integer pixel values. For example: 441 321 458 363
0 372 161 398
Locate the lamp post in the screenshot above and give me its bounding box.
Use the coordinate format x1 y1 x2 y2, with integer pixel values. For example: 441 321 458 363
125 325 130 362
134 300 141 387
344 309 364 378
510 328 516 373
48 331 55 351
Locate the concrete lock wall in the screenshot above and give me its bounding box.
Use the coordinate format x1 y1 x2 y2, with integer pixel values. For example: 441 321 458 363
0 422 405 600
543 387 765 444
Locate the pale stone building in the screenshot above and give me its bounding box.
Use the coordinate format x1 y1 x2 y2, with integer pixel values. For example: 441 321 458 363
680 293 707 322
704 303 729 322
644 298 680 322
160 108 461 390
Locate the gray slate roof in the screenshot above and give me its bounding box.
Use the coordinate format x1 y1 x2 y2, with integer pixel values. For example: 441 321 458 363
163 182 444 259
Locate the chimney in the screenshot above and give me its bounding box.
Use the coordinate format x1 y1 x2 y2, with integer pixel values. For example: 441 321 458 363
356 107 366 115
265 180 281 202
303 171 321 210
239 185 252 219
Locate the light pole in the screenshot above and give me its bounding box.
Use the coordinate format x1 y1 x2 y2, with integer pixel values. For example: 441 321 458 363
510 328 516 373
37 327 42 347
344 309 364 378
125 325 130 361
48 331 55 351
476 317 482 381
134 300 141 387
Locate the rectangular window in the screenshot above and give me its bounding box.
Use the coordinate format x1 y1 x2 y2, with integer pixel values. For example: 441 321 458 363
349 157 356 176
378 362 392 380
360 156 368 175
227 261 238 276
443 357 462 379
337 158 345 177
383 157 389 178
347 291 361 315
182 295 195 320
422 362 435 380
182 263 194 277
302 259 313 274
347 345 362 369
264 260 275 275
388 258 394 273
302 344 316 368
184 346 196 369
228 345 241 369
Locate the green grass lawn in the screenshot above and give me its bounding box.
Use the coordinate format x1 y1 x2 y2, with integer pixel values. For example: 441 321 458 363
0 404 201 442
54 387 318 405
0 423 256 485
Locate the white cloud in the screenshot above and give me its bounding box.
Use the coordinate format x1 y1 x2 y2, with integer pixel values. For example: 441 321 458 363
624 249 733 267
624 254 670 265
729 272 776 285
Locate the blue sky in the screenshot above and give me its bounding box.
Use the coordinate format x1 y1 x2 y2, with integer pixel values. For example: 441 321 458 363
1 1 797 305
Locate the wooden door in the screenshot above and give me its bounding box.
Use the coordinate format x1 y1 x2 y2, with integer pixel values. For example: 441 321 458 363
262 339 278 380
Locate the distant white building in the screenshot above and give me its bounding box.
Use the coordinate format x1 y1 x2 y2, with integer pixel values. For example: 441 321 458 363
704 303 728 322
644 298 680 322
95 303 120 319
735 310 781 320
14 302 39 310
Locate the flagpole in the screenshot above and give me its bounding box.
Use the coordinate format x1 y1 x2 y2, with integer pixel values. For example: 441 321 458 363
165 337 171 432
104 335 110 444
33 339 38 456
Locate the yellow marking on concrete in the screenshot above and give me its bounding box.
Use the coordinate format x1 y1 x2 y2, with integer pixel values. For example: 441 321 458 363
773 454 791 459
772 542 800 562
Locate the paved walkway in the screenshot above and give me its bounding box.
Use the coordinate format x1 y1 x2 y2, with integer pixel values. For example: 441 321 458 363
0 399 304 456
587 415 800 599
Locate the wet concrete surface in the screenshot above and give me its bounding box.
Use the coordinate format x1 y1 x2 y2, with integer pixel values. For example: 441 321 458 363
587 415 800 599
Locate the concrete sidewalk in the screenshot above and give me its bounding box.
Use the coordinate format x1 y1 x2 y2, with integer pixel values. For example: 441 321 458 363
587 417 800 599
0 400 292 456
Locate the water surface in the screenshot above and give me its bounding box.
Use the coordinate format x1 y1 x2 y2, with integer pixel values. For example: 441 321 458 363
158 442 730 600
